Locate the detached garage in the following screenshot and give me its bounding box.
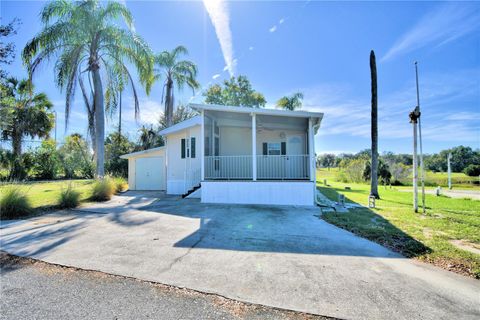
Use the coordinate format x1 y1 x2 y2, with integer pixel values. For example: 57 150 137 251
120 147 166 191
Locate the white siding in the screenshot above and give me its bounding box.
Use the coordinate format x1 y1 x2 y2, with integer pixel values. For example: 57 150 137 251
201 181 315 206
166 125 201 195
127 148 166 191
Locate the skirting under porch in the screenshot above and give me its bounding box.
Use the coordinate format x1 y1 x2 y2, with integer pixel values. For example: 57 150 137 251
201 181 315 206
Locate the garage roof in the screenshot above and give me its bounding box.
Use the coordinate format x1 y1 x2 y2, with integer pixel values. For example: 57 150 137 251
157 115 202 136
120 146 165 159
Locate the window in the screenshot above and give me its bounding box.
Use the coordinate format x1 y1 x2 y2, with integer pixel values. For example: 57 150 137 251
262 142 286 155
191 137 196 158
181 139 186 158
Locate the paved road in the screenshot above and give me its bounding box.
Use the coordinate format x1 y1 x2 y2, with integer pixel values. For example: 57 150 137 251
0 253 330 320
1 193 479 320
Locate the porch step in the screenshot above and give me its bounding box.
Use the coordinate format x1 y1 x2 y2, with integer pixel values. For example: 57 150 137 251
182 184 201 198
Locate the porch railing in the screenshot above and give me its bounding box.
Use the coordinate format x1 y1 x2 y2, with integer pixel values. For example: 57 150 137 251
204 155 309 180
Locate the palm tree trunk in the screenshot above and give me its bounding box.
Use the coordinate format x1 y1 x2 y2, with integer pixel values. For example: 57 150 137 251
370 50 379 199
92 67 105 178
165 79 174 127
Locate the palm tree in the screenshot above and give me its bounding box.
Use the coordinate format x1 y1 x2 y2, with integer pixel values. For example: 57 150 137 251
370 50 379 199
137 126 162 150
276 92 304 111
158 104 196 130
0 78 53 178
22 0 154 177
155 46 199 127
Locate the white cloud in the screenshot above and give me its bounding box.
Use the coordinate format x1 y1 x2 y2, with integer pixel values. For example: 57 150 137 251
279 18 285 24
301 69 480 143
212 74 221 80
382 4 480 62
249 46 254 51
203 0 236 76
269 25 277 33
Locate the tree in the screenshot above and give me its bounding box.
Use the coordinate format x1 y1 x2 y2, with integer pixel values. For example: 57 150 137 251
158 104 196 130
369 50 379 199
464 164 480 177
137 126 162 151
0 18 21 79
204 75 266 107
154 46 199 128
317 153 336 170
276 92 303 111
23 0 154 178
33 139 60 179
0 78 54 179
58 133 93 178
105 132 133 177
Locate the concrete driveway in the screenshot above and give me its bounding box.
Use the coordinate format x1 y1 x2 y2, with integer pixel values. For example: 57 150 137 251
1 192 479 320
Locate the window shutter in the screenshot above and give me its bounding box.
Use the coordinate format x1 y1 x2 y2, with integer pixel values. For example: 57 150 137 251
281 142 286 155
191 137 196 158
262 143 268 155
181 139 185 159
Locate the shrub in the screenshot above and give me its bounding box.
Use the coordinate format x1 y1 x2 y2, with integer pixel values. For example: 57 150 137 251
91 178 116 201
58 183 81 208
0 186 32 219
113 177 128 193
33 139 60 179
464 164 480 177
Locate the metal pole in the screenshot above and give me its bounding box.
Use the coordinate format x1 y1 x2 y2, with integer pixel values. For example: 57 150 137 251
412 118 418 213
415 62 426 214
54 110 57 145
447 153 452 189
118 90 122 136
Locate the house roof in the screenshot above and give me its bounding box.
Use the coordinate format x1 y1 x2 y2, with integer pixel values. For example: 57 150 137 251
120 146 165 159
157 115 202 136
189 103 324 120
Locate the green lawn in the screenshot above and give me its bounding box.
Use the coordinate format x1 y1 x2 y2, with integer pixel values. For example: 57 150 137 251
0 180 95 211
317 169 480 278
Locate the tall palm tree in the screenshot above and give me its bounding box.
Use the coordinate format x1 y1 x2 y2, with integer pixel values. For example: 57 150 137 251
22 0 154 177
155 46 199 127
370 50 379 199
276 92 304 111
137 126 161 150
0 78 53 178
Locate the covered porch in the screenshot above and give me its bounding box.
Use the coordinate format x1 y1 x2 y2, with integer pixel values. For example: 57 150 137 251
194 105 320 182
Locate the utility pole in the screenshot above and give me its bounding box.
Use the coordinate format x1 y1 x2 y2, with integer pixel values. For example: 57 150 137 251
54 110 57 145
118 90 122 136
409 108 420 213
415 62 426 214
447 153 452 189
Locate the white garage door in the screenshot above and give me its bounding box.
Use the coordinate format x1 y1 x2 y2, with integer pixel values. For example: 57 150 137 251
135 157 165 190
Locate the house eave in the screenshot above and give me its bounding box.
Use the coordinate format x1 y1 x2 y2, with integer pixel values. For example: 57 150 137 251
120 146 165 159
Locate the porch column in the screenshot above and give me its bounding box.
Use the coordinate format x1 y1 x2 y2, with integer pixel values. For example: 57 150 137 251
200 110 205 181
252 113 257 181
308 117 315 182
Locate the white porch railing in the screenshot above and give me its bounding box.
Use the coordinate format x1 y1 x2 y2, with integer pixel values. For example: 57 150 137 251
257 155 309 180
204 155 309 180
205 156 252 180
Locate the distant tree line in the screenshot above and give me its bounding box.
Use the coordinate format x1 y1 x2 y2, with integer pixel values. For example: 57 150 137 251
317 145 480 186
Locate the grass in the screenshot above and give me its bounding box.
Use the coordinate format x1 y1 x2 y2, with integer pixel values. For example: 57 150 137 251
316 169 480 278
58 183 81 209
0 180 94 215
113 177 128 193
90 178 116 202
0 187 32 219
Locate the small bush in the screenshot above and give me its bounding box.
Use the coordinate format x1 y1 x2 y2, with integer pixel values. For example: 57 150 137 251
91 178 116 201
58 184 81 208
0 187 32 219
464 164 480 177
113 177 128 193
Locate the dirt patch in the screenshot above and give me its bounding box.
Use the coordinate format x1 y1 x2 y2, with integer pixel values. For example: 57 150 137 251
450 240 480 255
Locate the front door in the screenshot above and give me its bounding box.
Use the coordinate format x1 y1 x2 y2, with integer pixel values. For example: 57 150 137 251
286 135 305 179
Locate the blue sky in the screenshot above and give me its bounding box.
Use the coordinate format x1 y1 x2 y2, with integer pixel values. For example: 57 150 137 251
2 0 479 154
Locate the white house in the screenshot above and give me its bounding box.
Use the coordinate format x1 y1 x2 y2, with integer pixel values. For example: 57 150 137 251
121 103 323 206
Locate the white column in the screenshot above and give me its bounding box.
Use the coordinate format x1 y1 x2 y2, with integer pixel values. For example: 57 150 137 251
308 118 315 182
252 113 257 181
200 110 205 181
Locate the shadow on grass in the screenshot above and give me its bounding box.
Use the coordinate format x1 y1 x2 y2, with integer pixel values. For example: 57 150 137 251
317 186 432 258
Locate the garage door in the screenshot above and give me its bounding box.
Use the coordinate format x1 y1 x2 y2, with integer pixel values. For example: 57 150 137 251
135 157 165 190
